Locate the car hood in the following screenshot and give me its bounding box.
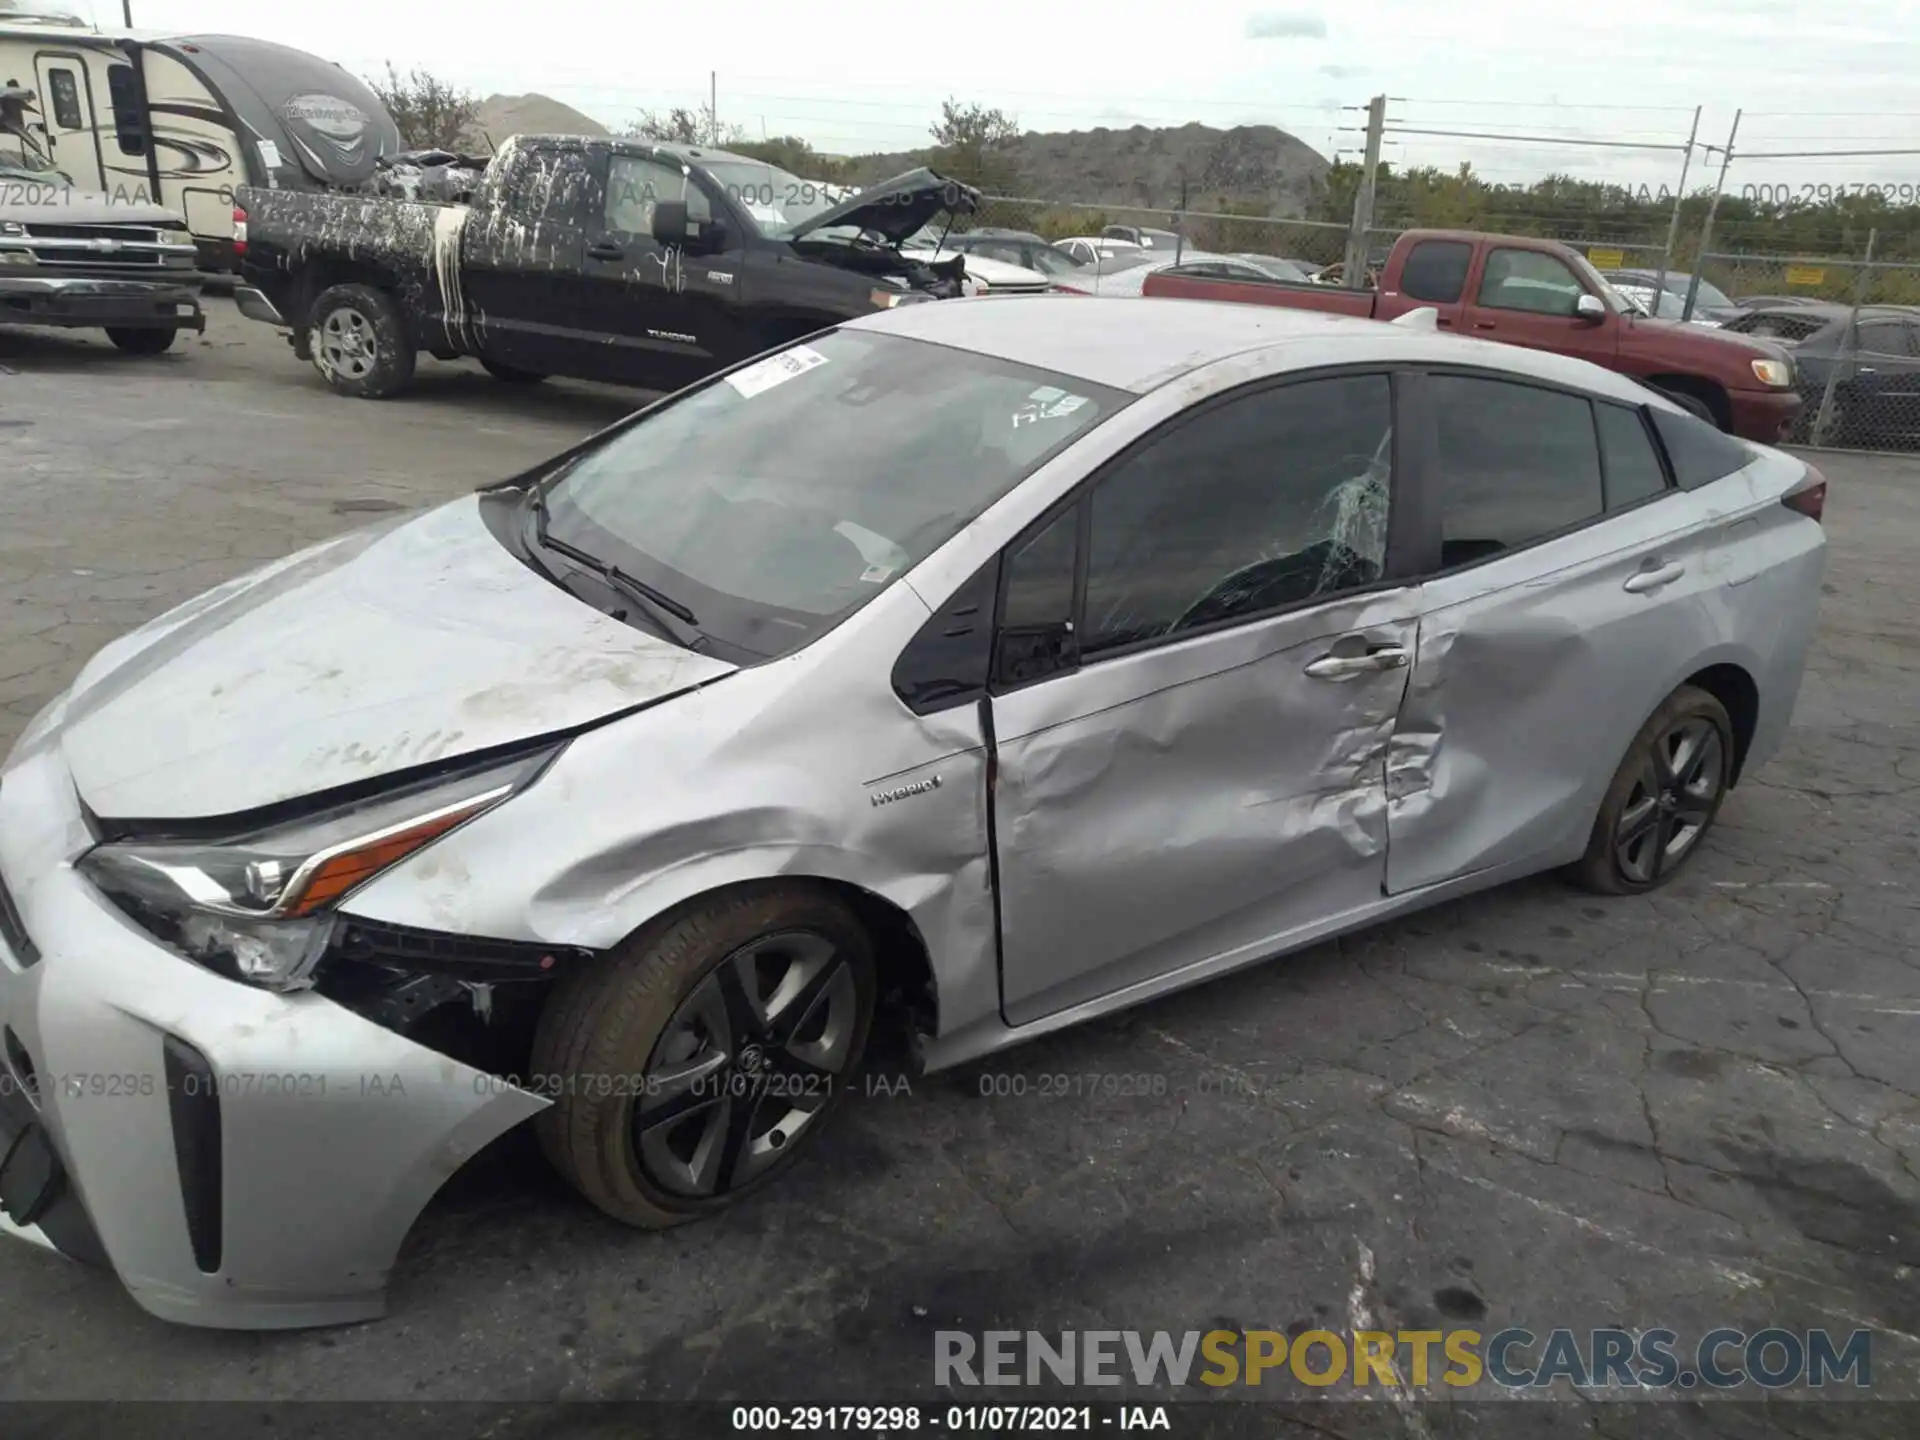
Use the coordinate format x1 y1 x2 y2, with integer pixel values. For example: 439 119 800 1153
46 496 736 820
0 184 185 228
783 167 980 245
1621 313 1792 363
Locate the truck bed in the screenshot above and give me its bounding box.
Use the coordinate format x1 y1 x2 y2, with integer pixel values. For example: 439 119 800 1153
1143 270 1377 316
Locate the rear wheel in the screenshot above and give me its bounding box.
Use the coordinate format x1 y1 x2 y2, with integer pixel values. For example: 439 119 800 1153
309 283 415 398
1573 685 1734 894
105 326 177 355
531 883 875 1228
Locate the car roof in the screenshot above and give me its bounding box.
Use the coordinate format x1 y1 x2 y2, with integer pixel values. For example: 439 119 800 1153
847 295 1687 401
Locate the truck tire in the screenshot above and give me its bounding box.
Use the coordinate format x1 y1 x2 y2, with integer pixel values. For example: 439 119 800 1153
105 327 177 356
1650 382 1724 430
309 283 416 399
479 358 548 384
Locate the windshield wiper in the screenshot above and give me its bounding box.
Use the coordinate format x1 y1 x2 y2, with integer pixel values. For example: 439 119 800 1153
522 485 702 641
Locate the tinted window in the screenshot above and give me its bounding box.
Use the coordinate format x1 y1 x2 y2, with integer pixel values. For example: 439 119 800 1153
1477 248 1585 316
997 507 1080 686
1400 240 1472 304
1855 320 1913 357
1595 404 1668 509
1432 376 1603 563
1080 376 1394 655
605 154 709 234
47 69 83 131
106 66 146 156
1649 408 1752 491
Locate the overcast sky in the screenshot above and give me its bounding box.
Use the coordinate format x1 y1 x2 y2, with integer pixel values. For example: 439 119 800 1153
75 0 1920 192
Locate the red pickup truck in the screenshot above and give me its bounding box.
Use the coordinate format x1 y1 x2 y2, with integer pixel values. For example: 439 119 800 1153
1141 229 1803 443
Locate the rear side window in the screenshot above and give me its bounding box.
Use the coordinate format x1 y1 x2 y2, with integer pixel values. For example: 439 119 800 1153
1649 409 1753 490
106 65 146 156
1400 240 1472 304
1595 404 1668 509
1431 375 1604 564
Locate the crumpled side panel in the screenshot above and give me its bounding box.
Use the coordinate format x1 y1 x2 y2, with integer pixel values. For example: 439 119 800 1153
991 593 1416 1026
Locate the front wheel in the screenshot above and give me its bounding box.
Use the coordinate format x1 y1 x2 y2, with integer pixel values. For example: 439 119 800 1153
531 883 876 1228
105 326 177 355
309 282 416 398
1572 685 1734 894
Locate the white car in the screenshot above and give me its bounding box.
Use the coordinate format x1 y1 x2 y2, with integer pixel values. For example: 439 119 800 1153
901 237 1054 295
1056 236 1140 266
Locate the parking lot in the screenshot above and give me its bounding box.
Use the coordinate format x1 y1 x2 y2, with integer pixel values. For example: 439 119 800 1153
2 302 1919 1429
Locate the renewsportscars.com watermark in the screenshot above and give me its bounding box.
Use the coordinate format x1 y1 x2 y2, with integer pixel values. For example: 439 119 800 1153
936 1327 1873 1392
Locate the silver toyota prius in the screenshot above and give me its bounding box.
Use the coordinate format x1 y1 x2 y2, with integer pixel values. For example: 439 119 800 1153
0 298 1827 1329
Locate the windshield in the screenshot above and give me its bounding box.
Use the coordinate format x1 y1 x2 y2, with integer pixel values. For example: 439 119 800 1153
1026 246 1083 276
541 329 1128 659
700 160 849 235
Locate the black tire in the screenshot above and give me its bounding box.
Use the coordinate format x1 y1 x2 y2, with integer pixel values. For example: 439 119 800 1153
105 326 177 355
308 282 415 398
530 882 876 1228
1572 684 1735 895
1653 385 1719 428
479 358 547 383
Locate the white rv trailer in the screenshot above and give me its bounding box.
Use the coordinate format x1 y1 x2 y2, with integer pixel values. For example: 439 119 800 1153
0 0 400 268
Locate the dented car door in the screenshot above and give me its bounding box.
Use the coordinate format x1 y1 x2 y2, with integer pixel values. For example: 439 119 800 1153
988 373 1418 1026
1385 371 1734 892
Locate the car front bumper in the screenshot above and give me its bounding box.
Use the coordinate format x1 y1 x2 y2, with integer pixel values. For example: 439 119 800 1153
0 275 207 332
0 738 547 1330
1728 387 1804 444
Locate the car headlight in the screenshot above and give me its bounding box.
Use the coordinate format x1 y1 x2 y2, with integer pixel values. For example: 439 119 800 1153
1752 358 1793 388
78 744 560 991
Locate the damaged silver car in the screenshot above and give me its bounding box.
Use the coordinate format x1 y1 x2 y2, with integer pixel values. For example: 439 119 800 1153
0 299 1827 1328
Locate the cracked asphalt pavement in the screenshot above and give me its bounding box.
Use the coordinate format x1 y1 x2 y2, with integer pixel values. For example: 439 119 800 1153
2 306 1918 1435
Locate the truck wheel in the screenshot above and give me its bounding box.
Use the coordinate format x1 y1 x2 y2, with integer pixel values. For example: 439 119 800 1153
530 882 876 1228
309 283 416 399
1651 384 1723 430
105 327 177 356
480 358 547 384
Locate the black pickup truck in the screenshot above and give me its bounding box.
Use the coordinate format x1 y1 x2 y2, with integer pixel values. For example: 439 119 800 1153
232 134 983 398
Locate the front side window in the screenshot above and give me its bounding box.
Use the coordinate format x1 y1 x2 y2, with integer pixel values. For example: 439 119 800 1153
604 154 710 235
1431 375 1604 564
542 330 1125 659
1477 248 1587 317
1078 375 1395 656
1855 320 1913 358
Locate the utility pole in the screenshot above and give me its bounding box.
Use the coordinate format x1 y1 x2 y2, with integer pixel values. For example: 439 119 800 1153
1343 94 1386 289
709 71 717 145
1684 109 1741 322
1650 105 1701 323
122 1 134 25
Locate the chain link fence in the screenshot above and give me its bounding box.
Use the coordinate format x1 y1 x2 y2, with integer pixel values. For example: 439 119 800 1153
1699 249 1920 451
971 196 1352 272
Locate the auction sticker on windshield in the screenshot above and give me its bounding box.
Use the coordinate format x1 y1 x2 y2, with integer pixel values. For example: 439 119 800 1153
727 344 830 398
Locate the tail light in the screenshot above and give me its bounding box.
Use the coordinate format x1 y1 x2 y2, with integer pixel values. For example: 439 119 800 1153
1781 464 1826 523
232 205 248 260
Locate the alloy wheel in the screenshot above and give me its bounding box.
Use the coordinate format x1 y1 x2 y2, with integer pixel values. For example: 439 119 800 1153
1614 717 1726 885
631 930 859 1199
318 307 377 381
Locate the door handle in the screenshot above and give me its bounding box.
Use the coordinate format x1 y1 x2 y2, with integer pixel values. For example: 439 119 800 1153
1623 561 1686 593
1305 646 1409 679
587 241 625 261
1856 365 1878 375
1472 321 1497 331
